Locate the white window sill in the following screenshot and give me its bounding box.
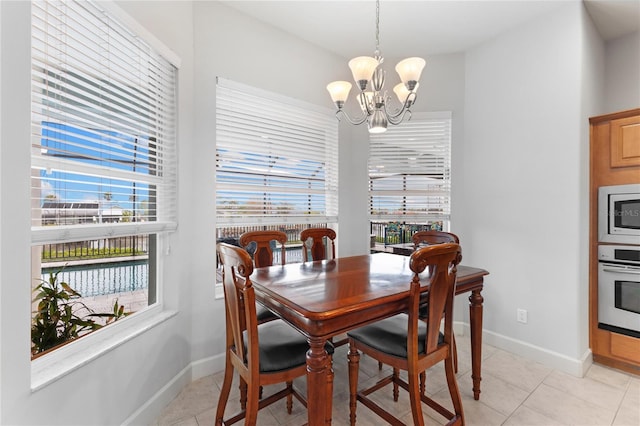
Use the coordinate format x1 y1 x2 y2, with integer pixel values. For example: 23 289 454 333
31 307 177 392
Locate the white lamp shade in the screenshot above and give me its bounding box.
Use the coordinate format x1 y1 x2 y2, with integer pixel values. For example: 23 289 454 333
393 82 419 103
326 81 352 103
395 57 426 84
348 56 379 84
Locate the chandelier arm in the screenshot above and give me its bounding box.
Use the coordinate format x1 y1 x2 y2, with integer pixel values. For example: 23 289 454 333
335 109 369 126
384 103 407 120
387 108 411 125
383 91 418 120
383 99 407 120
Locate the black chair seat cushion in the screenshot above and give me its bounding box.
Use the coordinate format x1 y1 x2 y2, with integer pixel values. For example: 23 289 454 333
248 320 335 373
347 314 443 358
256 304 278 322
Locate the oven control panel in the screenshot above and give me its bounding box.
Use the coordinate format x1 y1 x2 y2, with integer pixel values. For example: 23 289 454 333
598 245 640 265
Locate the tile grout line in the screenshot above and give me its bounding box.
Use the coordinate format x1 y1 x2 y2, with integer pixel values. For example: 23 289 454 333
499 367 554 425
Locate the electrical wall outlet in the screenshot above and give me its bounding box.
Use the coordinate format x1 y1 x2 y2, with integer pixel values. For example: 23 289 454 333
517 308 528 324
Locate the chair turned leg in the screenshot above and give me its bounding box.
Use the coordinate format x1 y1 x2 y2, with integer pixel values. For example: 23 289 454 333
378 361 383 370
215 358 234 425
419 371 426 395
392 368 400 402
347 342 360 426
444 353 465 425
286 381 293 414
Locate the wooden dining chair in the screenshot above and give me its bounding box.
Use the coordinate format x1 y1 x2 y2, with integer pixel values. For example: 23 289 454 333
300 227 336 262
414 231 461 369
215 243 334 425
377 230 461 372
300 227 350 348
347 243 464 426
238 230 288 324
412 230 460 247
239 230 288 267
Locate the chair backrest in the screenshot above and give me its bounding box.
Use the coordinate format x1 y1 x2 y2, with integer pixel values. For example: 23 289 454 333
217 242 257 367
239 230 288 267
300 228 336 262
409 242 462 355
412 230 459 249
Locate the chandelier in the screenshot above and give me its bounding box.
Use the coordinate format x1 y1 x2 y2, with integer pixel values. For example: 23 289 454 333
326 0 426 134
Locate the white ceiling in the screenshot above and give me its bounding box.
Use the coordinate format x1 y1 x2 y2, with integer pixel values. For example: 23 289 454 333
221 0 640 59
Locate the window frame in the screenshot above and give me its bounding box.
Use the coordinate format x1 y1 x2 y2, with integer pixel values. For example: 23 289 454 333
29 0 180 388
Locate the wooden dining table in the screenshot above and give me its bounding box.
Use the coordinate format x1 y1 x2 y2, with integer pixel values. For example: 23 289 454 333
251 252 489 425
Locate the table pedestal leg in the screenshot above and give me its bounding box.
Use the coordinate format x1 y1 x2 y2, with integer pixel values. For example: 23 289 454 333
306 338 332 425
469 288 484 400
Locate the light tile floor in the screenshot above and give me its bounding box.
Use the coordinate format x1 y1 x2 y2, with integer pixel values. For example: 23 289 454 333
155 337 640 425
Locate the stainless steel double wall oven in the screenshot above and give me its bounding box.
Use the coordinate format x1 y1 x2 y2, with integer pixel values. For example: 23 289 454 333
597 184 640 338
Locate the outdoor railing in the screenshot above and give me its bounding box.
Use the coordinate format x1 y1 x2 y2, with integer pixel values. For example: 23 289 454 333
216 223 328 246
370 221 444 247
41 235 148 262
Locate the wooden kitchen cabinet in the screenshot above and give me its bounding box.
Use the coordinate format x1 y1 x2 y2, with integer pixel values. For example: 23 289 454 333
610 114 640 168
589 108 640 376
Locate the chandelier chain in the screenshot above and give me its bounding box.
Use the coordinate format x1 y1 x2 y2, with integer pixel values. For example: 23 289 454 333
375 0 380 56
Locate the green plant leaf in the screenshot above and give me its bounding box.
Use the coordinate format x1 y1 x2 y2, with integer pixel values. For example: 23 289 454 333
31 266 131 357
61 283 81 297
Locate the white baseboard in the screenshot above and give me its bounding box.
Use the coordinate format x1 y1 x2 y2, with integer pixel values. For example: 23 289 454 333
192 353 225 380
122 353 225 425
458 322 593 377
121 364 192 426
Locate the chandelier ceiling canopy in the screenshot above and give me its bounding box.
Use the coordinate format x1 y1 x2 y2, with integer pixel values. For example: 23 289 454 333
326 0 425 134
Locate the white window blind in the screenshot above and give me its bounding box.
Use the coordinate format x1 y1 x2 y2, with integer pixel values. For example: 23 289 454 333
31 0 178 243
369 112 452 223
216 78 338 226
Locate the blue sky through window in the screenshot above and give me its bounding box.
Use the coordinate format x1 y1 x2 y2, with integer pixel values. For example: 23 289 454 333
40 122 153 217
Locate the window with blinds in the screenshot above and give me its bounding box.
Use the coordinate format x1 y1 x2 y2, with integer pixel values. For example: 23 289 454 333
31 0 178 243
29 0 178 357
216 78 338 227
369 112 452 224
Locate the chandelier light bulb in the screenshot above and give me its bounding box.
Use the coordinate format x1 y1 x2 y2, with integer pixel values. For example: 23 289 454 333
348 56 379 90
326 81 353 106
395 57 426 90
393 82 419 105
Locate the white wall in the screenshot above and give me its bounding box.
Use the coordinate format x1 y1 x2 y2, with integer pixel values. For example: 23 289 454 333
462 2 596 374
0 1 4 421
0 1 197 425
1 2 44 424
604 31 640 112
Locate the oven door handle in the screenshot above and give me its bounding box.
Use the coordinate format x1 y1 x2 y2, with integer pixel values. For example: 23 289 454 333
601 267 640 275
